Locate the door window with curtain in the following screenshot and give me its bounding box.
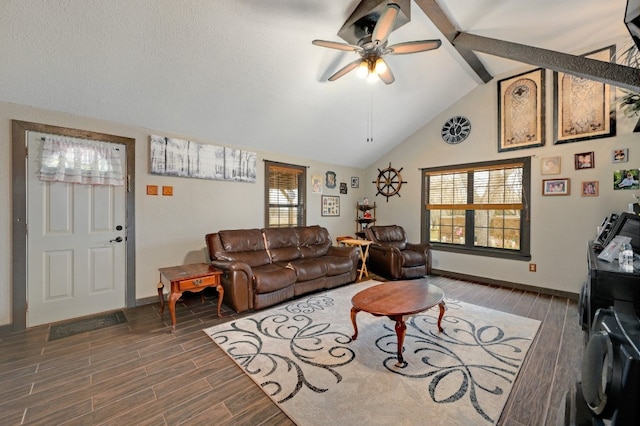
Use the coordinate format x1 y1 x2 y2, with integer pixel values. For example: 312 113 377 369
265 160 306 228
422 157 531 260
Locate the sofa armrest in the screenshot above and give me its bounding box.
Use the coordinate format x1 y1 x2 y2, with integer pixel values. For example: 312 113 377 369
209 260 254 313
327 245 359 259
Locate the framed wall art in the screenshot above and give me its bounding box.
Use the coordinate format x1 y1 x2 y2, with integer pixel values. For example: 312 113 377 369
321 195 340 216
581 180 599 197
340 182 347 194
612 148 628 163
325 171 336 189
542 178 570 196
311 175 322 194
541 156 561 175
351 176 359 188
497 68 545 152
149 135 256 182
575 152 594 169
614 169 640 190
554 45 616 144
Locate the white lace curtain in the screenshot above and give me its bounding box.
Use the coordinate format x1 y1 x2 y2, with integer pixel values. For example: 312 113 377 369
38 135 124 186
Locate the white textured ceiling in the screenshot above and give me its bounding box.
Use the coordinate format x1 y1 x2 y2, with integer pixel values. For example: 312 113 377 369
0 0 632 168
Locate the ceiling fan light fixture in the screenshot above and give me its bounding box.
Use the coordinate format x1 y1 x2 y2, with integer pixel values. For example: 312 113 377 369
356 60 369 78
367 72 379 84
374 57 387 75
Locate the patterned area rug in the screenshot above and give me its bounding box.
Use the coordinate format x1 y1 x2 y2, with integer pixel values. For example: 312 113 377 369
203 278 540 425
48 311 127 340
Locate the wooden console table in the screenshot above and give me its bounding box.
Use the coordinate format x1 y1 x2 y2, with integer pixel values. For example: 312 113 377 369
157 263 223 331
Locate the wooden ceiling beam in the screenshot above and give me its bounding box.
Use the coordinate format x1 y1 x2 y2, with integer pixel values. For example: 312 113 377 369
414 0 493 84
454 32 640 92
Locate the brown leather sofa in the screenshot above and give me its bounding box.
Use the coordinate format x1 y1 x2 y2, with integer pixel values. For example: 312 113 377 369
364 225 431 280
205 225 359 313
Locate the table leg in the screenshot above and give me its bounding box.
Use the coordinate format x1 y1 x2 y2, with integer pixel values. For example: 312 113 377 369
350 307 360 340
394 316 407 367
157 277 165 314
358 245 370 280
437 301 446 333
168 291 183 332
215 284 224 318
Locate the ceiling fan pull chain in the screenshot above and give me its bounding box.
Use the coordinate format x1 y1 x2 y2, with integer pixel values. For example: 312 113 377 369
367 86 374 143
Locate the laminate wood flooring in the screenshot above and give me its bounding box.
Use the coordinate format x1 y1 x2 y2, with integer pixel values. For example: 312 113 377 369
0 275 582 425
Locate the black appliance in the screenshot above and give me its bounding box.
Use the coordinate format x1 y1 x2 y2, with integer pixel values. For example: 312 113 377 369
559 306 640 425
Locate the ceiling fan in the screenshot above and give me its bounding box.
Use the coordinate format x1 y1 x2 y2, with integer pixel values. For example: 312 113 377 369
312 2 441 85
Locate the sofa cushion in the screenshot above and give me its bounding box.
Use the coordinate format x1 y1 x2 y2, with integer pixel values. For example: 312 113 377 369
287 258 327 282
262 228 301 263
209 229 270 267
296 226 331 258
369 225 407 250
402 250 426 267
324 255 356 276
253 263 297 293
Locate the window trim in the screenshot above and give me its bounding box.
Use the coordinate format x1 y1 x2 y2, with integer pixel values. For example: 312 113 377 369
264 160 306 228
421 156 531 261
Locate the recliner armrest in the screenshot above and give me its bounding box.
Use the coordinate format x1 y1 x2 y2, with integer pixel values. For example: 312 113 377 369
405 242 430 254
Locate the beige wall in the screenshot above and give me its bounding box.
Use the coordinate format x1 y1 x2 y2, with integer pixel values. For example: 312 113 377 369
2 39 639 327
0 102 366 326
365 61 639 295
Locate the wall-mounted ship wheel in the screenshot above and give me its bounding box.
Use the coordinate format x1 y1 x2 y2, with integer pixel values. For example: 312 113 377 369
373 162 407 201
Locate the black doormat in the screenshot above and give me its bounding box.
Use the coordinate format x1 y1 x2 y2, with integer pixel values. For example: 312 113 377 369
48 311 127 341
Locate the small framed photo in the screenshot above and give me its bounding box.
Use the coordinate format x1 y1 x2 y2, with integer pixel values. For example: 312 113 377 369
542 178 571 196
339 182 347 194
321 195 340 216
311 175 322 194
351 176 359 188
612 148 628 163
575 152 594 169
581 180 599 197
541 156 561 175
614 169 640 190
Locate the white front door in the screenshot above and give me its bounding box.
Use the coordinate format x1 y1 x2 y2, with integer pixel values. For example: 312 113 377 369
27 131 127 326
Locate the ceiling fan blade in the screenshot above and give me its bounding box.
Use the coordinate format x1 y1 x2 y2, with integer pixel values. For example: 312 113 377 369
312 39 362 52
377 60 395 85
328 58 363 81
372 3 400 45
387 39 442 55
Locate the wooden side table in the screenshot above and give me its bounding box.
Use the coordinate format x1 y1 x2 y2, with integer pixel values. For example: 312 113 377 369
157 263 224 331
338 238 372 281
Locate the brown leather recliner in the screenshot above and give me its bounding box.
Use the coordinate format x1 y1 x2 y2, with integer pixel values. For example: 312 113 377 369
364 225 431 280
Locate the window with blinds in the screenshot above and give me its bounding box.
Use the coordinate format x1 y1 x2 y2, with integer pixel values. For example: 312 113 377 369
265 161 306 228
422 157 531 259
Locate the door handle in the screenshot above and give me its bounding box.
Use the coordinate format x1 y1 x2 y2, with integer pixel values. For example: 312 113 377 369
110 236 123 243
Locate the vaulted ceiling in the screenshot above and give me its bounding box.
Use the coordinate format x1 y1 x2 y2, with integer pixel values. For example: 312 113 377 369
0 0 635 168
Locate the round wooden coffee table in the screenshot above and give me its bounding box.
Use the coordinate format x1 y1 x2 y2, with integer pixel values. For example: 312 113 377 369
350 279 445 366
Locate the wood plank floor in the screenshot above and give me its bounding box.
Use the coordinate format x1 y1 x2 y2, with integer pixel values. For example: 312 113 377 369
0 275 582 425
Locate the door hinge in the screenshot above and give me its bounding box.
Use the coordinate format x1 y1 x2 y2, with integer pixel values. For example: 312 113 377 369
25 146 28 158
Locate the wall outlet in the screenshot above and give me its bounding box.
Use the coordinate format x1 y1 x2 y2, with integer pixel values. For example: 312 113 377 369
529 263 537 272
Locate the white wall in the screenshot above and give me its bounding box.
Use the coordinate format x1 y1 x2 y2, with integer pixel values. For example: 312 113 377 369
365 59 639 295
0 102 366 326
